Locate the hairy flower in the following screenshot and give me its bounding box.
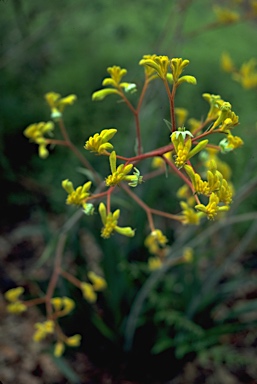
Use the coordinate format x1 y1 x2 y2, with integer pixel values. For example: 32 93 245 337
195 193 229 220
45 92 77 120
62 179 91 206
84 129 117 154
98 202 135 239
24 121 54 158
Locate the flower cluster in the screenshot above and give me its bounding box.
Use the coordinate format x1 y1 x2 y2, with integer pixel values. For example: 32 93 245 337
4 287 27 314
80 271 107 303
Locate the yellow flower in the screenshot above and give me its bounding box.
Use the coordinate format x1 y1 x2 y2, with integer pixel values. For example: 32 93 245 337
233 59 257 89
7 302 27 314
23 121 55 158
139 55 170 80
62 179 91 206
182 247 193 263
213 6 240 23
99 202 135 239
80 282 97 303
92 66 136 100
45 92 77 120
221 52 235 73
4 287 24 302
84 128 117 154
88 271 107 291
148 256 162 271
219 133 244 153
151 152 172 168
65 334 81 347
33 320 55 342
144 230 168 255
105 151 133 187
171 130 208 168
175 108 188 127
51 297 75 316
5 287 27 314
195 193 229 220
54 341 65 357
180 201 202 225
202 93 225 120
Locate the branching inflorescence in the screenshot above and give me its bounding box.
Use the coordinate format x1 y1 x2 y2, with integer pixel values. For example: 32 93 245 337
7 54 244 357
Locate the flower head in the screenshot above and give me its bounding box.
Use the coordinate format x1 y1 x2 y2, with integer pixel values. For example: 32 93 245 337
24 121 54 158
88 271 107 291
51 297 75 317
144 230 168 255
195 192 230 220
80 282 97 303
4 287 27 314
33 320 55 342
99 202 135 239
45 92 77 120
105 151 133 187
62 179 91 206
84 129 117 154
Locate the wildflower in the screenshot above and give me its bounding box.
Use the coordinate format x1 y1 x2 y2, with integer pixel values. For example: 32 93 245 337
24 121 54 159
176 184 195 206
213 6 240 23
180 201 202 225
148 256 162 271
99 202 135 239
171 58 196 85
33 320 55 342
182 247 193 263
202 93 225 120
84 128 117 154
88 271 107 291
151 152 172 168
51 297 75 316
54 341 65 357
202 148 232 180
45 92 77 120
171 129 208 168
80 282 97 303
175 108 188 127
233 59 257 89
212 102 239 131
65 334 81 347
144 230 168 255
92 66 136 100
221 52 235 73
195 193 229 220
139 55 170 80
219 133 244 153
105 151 142 187
54 334 81 357
62 179 91 206
4 287 27 314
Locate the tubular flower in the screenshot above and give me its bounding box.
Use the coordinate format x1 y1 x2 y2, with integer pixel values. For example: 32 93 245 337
180 201 202 225
139 54 160 80
171 58 196 86
24 121 54 159
139 55 170 80
84 128 117 154
152 151 172 168
4 287 27 314
80 282 97 303
88 271 107 291
221 52 235 73
175 108 188 127
92 66 136 100
98 202 135 239
54 334 81 357
213 6 240 23
202 93 225 120
212 102 239 131
216 178 233 205
45 92 77 120
62 179 91 206
233 59 257 89
105 151 141 187
144 230 168 255
33 320 55 342
171 130 208 168
51 297 75 317
202 148 232 180
195 193 230 220
148 256 162 271
219 133 244 153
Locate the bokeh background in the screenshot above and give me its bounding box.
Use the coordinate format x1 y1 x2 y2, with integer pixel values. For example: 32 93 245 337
1 0 257 383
